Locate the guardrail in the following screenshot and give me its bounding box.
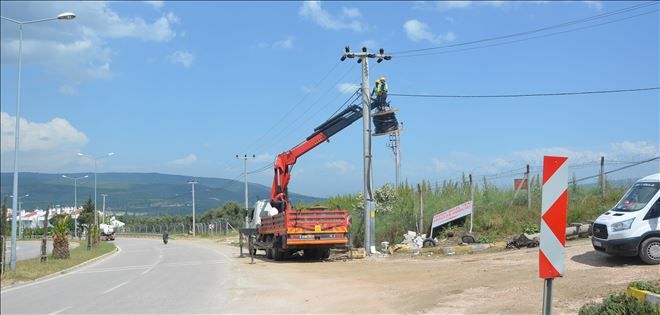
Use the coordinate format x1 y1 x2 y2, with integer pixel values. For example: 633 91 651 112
115 233 163 239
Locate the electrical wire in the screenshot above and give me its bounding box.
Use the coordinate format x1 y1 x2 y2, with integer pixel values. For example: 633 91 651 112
393 8 659 59
391 1 657 55
571 156 659 184
390 87 659 99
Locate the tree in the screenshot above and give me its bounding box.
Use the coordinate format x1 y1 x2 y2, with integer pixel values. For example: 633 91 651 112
52 215 71 259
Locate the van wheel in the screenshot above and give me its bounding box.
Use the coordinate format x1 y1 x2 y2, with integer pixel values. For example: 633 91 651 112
639 237 660 265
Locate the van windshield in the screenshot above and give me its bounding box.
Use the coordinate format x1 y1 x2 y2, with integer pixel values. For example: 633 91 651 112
613 182 660 212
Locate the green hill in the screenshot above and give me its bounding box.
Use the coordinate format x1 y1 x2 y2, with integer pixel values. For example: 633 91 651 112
0 172 320 215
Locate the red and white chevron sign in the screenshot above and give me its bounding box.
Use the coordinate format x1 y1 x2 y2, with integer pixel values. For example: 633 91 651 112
539 155 569 279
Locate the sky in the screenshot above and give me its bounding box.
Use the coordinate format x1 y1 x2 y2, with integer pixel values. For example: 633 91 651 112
1 1 658 198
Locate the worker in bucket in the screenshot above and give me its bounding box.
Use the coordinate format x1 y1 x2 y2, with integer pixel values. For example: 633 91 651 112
375 77 389 110
371 78 381 108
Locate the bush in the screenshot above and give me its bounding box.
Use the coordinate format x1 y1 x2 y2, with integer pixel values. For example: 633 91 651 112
630 280 660 294
578 293 659 315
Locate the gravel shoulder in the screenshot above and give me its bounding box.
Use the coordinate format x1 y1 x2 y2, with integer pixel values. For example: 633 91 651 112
221 238 657 314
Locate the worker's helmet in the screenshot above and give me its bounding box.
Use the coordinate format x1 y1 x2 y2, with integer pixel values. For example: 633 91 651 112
380 77 386 81
375 79 381 84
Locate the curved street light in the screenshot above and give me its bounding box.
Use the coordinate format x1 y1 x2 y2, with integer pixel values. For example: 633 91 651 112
1 10 76 272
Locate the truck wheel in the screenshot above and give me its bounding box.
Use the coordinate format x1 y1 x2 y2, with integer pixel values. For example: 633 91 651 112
321 248 330 259
303 249 317 259
266 248 273 259
273 249 283 261
639 237 660 265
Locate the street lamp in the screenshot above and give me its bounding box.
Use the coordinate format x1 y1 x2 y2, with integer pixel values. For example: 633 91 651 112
2 11 76 271
10 194 29 239
77 152 114 226
62 175 88 238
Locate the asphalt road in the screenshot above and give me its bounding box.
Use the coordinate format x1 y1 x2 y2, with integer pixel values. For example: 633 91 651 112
6 240 80 261
1 238 235 314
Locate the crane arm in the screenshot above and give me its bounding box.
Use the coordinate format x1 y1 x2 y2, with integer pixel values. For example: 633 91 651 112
271 105 362 207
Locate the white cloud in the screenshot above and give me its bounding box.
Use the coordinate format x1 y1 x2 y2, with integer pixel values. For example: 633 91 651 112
1 112 88 172
360 39 378 50
432 158 459 173
513 147 607 165
403 19 455 44
254 153 275 163
326 160 355 174
59 84 80 96
167 50 194 68
611 141 658 157
0 1 180 85
341 7 362 19
169 154 197 166
299 1 366 32
260 36 295 49
337 83 360 94
144 1 163 9
583 1 603 10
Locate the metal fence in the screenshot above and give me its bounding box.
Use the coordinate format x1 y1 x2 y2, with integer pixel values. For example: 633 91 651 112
120 219 236 236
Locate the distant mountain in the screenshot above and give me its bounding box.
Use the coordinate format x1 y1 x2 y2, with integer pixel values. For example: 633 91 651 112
0 172 321 215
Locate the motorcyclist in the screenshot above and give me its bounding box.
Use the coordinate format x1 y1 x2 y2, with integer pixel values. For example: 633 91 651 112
163 230 169 244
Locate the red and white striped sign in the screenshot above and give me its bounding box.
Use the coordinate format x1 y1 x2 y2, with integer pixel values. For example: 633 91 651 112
539 156 568 279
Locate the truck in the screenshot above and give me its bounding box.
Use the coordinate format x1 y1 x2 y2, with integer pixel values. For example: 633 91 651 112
591 173 660 264
249 105 364 260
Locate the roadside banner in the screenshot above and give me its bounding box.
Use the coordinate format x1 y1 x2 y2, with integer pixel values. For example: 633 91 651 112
539 156 568 279
431 201 473 229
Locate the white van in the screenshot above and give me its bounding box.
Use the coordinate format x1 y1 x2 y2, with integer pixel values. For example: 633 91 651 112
592 173 660 264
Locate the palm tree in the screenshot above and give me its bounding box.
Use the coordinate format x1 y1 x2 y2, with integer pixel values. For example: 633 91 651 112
52 215 70 259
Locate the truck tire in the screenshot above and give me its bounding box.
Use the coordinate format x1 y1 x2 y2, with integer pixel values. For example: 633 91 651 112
266 247 273 259
272 248 283 261
639 237 660 265
321 248 330 259
303 249 317 259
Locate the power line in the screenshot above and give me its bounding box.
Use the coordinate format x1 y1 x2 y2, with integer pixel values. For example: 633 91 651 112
393 8 658 59
390 87 659 99
571 156 660 184
391 1 657 55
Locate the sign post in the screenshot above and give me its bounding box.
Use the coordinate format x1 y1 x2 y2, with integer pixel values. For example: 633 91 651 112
539 156 568 315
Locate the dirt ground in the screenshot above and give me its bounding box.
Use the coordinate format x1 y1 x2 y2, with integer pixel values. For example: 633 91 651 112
221 238 658 314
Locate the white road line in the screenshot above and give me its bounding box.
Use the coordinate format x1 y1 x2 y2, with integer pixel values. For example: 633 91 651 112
48 306 72 315
141 248 164 275
102 280 130 294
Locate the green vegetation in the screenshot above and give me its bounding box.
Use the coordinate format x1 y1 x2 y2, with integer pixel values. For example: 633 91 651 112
630 280 660 294
578 281 660 315
322 176 627 246
0 241 116 287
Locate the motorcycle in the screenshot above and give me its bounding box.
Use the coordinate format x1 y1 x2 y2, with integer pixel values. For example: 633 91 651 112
163 232 169 244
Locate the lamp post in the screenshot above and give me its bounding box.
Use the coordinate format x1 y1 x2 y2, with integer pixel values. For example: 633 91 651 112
62 175 88 238
100 194 108 224
2 11 76 271
77 152 114 227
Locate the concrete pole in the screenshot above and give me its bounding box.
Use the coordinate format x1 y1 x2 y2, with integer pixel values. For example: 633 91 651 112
236 154 255 227
9 24 23 271
101 194 107 224
395 130 401 188
359 55 375 255
526 164 531 210
469 174 474 233
418 184 424 235
600 156 605 198
188 180 198 237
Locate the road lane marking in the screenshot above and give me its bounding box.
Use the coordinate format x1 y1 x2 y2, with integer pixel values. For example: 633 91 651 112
141 248 164 275
76 264 152 274
48 306 72 315
102 280 130 294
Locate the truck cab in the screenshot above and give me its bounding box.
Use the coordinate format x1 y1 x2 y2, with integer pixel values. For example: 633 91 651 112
591 173 660 264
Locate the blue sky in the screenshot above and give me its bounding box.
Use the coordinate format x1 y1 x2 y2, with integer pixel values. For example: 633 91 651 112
1 1 658 197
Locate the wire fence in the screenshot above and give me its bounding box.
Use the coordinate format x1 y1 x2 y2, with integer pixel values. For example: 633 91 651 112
120 218 236 236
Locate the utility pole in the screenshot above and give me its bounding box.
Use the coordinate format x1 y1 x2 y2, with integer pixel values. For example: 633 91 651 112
469 174 474 233
188 180 198 237
386 123 402 188
236 154 255 227
526 164 531 210
100 194 108 224
417 184 424 235
341 46 391 256
599 156 606 198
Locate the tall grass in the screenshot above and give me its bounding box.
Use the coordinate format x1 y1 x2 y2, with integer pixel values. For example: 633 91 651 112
322 177 627 245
